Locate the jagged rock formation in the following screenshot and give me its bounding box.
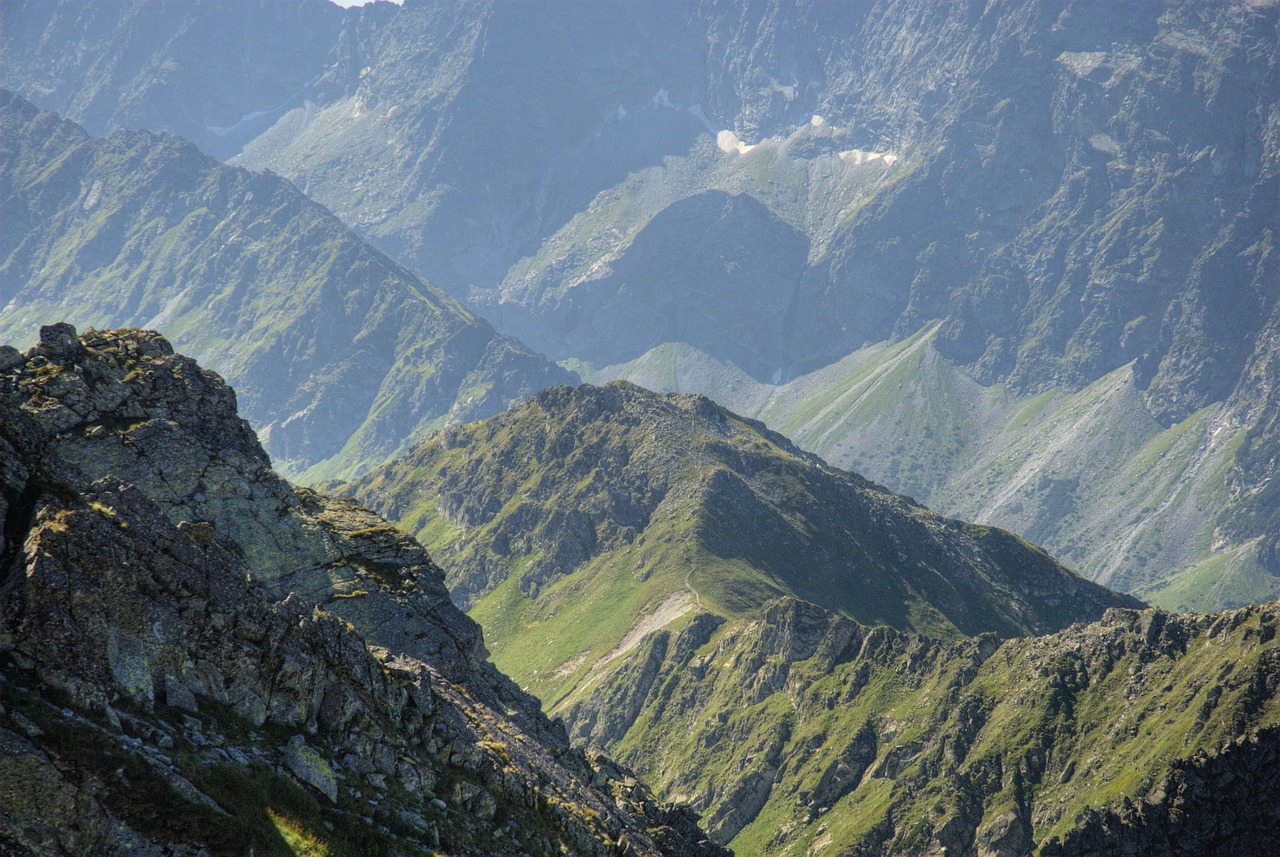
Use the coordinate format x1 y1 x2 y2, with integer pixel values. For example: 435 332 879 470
0 89 575 482
0 324 724 856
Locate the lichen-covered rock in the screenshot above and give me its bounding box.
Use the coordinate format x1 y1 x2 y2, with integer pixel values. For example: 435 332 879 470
0 325 726 856
283 735 338 803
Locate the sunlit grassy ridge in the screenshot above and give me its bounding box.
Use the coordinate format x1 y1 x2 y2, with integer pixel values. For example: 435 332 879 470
585 325 1278 611
593 599 1280 854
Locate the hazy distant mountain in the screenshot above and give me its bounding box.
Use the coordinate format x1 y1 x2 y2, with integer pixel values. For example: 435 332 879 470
3 0 1275 602
0 0 346 160
0 90 575 480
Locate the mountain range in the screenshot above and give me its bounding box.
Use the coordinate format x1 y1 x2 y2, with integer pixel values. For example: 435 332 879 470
6 326 1277 855
1 1 1279 854
0 89 574 482
2 0 1276 607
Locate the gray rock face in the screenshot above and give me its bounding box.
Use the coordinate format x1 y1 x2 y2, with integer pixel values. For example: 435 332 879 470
0 325 726 856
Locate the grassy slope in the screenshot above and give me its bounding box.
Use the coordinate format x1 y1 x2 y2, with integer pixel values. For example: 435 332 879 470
583 326 1276 611
342 381 1135 719
588 599 1280 854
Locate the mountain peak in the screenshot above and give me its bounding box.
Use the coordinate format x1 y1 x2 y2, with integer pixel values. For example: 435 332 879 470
345 380 1139 653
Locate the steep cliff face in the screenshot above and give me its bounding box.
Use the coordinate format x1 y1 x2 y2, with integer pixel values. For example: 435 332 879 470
0 324 724 856
0 90 576 482
0 0 347 161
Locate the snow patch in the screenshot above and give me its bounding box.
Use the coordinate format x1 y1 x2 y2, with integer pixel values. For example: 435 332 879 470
1089 134 1120 157
838 148 898 166
717 129 757 155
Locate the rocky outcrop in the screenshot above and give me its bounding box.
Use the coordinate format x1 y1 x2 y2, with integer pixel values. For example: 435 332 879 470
0 324 725 856
1044 727 1280 857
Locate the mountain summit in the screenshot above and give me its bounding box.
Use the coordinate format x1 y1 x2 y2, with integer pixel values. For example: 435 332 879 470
341 380 1138 696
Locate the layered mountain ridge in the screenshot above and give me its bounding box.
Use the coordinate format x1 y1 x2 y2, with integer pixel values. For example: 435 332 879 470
0 89 575 482
343 381 1138 643
339 381 1280 854
0 323 723 856
3 0 1273 608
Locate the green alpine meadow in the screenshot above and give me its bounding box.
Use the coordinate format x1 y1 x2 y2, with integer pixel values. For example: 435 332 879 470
1 0 1277 854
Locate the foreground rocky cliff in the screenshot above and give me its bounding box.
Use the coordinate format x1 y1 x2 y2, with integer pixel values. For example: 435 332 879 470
0 324 724 856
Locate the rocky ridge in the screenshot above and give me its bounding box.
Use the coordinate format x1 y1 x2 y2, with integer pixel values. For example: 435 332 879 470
571 597 1280 854
0 324 724 856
